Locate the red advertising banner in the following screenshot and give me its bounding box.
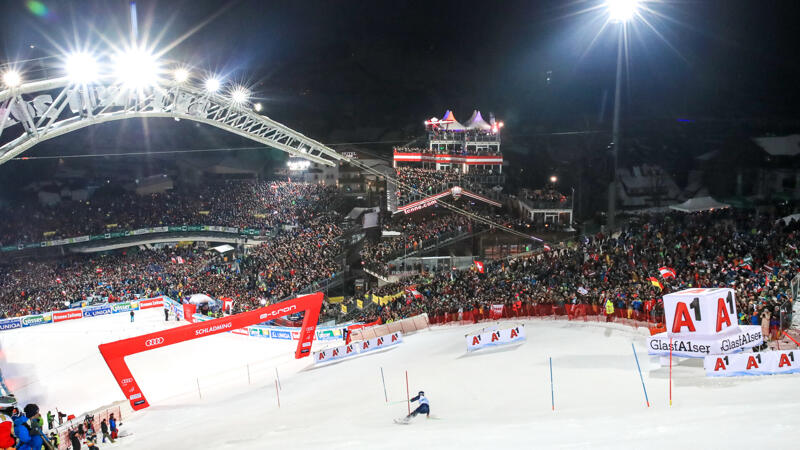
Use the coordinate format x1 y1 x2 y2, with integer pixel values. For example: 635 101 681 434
490 304 504 320
182 303 197 322
98 292 323 411
53 309 83 322
138 297 164 309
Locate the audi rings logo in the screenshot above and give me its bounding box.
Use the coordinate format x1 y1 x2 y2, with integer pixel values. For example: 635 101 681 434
145 337 165 347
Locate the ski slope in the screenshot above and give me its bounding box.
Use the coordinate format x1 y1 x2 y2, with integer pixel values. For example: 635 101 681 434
3 308 799 449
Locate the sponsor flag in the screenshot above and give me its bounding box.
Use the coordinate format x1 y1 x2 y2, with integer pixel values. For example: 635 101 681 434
474 260 484 273
341 304 347 314
658 266 676 279
648 277 663 291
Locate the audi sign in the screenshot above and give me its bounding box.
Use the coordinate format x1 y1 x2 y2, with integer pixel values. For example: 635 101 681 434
144 337 165 347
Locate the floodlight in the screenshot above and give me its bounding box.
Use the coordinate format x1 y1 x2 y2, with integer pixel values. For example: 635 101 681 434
113 47 159 89
65 52 98 84
205 77 221 93
230 86 249 104
550 175 558 184
606 0 640 23
174 68 189 83
254 102 263 112
2 70 21 88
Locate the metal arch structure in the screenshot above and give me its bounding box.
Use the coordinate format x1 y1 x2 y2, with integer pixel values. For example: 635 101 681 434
0 77 344 166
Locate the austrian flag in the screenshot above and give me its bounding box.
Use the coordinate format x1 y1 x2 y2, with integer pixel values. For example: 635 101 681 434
658 266 676 278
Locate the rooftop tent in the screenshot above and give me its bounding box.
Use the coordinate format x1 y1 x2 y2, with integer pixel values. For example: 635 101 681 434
464 110 492 131
752 135 800 156
188 293 216 305
669 196 730 213
439 110 466 131
212 244 235 254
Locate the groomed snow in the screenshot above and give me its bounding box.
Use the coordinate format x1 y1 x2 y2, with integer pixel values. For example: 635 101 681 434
3 308 799 449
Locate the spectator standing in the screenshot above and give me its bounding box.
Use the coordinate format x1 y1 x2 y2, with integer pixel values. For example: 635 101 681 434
109 413 118 439
0 407 15 450
130 310 135 323
68 428 81 450
46 410 54 430
100 418 114 443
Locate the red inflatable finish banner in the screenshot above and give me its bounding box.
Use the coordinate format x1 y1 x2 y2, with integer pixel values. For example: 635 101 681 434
98 292 323 411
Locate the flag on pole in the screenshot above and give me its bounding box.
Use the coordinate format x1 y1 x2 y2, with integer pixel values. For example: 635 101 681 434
474 260 484 273
648 277 663 290
544 244 551 252
658 266 676 278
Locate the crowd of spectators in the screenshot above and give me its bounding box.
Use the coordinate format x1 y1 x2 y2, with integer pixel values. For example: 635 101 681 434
0 180 335 245
394 144 501 156
0 182 343 318
394 166 464 205
351 209 798 341
360 214 472 275
521 188 569 208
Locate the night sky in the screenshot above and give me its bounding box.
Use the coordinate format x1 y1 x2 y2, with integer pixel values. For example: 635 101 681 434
1 0 799 193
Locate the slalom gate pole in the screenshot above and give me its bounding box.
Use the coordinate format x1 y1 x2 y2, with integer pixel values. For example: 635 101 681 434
783 331 800 347
405 370 411 414
380 367 388 403
631 343 650 408
669 337 673 407
247 364 251 385
549 357 554 411
275 379 281 408
275 368 282 390
196 378 202 399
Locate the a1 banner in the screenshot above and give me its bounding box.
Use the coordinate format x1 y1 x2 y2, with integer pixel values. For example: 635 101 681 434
704 349 800 377
314 343 358 364
466 324 526 352
360 331 403 354
53 310 83 322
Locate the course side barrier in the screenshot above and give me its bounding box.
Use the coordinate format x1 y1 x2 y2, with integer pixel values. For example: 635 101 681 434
0 296 171 332
428 304 665 330
351 314 429 341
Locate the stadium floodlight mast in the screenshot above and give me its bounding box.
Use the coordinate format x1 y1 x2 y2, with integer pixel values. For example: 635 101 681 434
204 77 221 93
113 46 160 90
605 0 640 231
65 52 99 84
2 70 21 88
173 68 189 83
230 86 249 105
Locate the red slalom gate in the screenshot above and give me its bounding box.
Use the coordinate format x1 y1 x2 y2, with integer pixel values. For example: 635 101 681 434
98 292 324 411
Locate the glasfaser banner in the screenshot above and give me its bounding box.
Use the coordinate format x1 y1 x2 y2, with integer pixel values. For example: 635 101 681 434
704 349 800 377
466 324 526 352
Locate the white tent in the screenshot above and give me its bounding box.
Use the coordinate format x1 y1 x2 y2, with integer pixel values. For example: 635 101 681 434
776 213 800 225
464 110 491 131
212 244 235 254
669 196 730 213
188 294 216 305
439 110 466 131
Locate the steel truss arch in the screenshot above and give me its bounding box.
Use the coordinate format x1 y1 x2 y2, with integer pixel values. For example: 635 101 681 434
0 77 343 166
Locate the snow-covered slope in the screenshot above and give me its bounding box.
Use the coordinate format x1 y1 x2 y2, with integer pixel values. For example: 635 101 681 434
3 309 799 449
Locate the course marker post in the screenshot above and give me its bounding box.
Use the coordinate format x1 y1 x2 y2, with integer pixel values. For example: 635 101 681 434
669 337 673 407
196 378 202 399
405 370 411 414
549 357 554 411
275 367 282 390
275 378 281 408
631 343 650 408
380 367 388 403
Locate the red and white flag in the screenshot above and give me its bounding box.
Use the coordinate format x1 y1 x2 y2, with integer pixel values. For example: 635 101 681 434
177 256 185 264
658 266 676 278
543 244 551 252
474 260 485 273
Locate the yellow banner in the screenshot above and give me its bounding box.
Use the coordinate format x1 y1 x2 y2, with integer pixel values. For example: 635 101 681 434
105 223 118 229
357 300 363 309
198 211 210 215
327 296 345 304
43 231 56 237
341 304 347 314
